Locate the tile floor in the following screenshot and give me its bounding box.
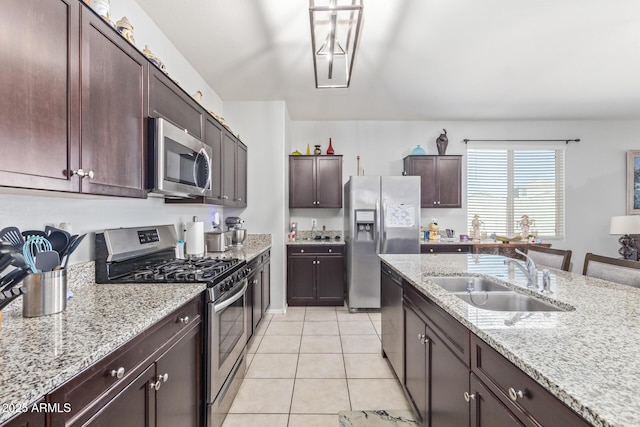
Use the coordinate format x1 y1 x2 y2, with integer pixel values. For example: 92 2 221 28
222 306 413 427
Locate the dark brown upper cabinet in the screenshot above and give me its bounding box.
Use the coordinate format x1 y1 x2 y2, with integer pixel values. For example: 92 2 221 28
289 155 342 208
403 155 462 208
0 0 146 197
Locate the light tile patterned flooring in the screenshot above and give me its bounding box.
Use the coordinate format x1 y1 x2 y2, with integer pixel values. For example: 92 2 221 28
222 306 413 427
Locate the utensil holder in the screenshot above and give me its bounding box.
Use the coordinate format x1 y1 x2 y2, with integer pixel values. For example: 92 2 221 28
22 269 67 317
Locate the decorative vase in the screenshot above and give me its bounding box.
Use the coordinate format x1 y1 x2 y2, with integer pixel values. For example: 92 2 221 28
327 138 335 155
436 129 448 155
306 144 311 155
411 145 426 155
314 145 322 155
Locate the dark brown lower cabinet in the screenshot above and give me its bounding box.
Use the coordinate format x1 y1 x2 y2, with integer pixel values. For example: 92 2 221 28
247 250 272 342
469 374 524 427
400 268 592 427
403 296 469 426
84 365 156 427
47 296 202 427
287 245 344 306
1 398 46 427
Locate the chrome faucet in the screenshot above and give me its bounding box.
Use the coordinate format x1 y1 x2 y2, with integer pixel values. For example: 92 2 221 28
504 249 537 288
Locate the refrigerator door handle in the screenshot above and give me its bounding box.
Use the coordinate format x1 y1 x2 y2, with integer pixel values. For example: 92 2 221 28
380 198 387 253
375 198 381 254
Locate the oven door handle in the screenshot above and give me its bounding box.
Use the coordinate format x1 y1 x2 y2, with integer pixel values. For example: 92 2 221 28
213 280 248 313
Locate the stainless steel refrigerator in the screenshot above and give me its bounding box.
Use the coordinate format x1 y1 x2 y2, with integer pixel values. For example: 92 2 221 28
344 176 420 311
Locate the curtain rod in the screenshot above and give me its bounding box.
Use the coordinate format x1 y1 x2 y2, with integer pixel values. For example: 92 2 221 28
463 138 580 144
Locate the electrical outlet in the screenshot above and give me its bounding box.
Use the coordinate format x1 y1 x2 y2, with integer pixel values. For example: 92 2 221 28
311 218 317 228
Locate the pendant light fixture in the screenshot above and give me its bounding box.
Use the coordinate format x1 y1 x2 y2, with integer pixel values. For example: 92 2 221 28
309 0 363 88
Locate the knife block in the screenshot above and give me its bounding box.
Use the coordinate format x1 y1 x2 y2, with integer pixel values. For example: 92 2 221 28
22 269 67 317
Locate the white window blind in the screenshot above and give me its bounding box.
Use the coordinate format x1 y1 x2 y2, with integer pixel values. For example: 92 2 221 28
467 148 565 239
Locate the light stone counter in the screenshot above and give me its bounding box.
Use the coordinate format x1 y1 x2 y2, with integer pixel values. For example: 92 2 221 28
0 233 272 424
379 253 640 427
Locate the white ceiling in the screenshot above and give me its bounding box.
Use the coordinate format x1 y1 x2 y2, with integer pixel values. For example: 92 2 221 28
135 0 640 121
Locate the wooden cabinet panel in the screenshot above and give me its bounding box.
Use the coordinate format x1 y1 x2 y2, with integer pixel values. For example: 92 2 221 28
205 116 224 202
287 255 316 305
222 133 236 205
421 244 472 254
316 256 344 303
403 155 462 208
404 302 428 424
148 68 202 140
80 6 146 197
84 365 155 427
471 335 589 427
316 157 342 208
470 374 525 427
156 324 202 427
251 267 263 332
289 156 316 208
0 0 79 192
289 156 342 208
262 257 271 313
288 246 344 306
429 324 469 427
235 142 247 207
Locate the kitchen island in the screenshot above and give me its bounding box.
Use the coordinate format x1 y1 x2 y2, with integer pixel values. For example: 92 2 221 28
0 235 271 425
379 253 640 427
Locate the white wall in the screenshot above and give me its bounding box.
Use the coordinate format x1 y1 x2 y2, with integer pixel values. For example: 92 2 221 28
290 120 640 272
110 0 224 115
224 101 289 313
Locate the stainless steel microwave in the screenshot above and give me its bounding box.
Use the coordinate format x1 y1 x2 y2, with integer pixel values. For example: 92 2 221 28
147 117 212 198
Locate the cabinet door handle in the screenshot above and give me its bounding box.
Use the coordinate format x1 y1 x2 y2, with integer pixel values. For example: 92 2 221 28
418 333 429 344
71 169 95 179
237 198 242 201
433 201 437 205
179 316 189 324
300 249 304 253
110 367 125 379
464 392 476 402
252 279 258 284
150 374 169 391
437 201 441 204
508 388 525 401
316 260 320 265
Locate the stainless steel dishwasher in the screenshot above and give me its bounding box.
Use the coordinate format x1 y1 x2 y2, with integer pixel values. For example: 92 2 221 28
381 262 404 383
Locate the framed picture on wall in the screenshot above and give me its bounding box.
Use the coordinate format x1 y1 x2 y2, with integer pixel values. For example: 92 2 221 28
627 151 640 214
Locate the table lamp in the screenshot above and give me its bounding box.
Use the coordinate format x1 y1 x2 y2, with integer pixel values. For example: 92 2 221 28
609 215 640 260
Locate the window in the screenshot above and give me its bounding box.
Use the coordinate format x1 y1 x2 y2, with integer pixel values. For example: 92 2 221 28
467 148 565 239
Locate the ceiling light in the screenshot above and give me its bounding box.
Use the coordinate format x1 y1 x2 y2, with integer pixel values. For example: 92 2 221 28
309 0 363 89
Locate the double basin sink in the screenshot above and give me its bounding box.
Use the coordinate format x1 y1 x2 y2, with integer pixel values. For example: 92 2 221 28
424 276 568 312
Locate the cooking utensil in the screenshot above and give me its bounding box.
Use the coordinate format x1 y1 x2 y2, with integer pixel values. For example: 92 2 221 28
0 253 13 276
36 251 61 272
0 286 26 311
22 230 47 240
48 230 70 255
23 236 53 273
62 233 86 269
0 227 24 248
0 268 30 292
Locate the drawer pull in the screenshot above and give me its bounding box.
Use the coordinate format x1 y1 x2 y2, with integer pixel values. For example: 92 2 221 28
179 316 190 324
508 387 525 401
429 248 434 253
110 367 125 379
300 249 304 253
464 392 476 402
150 374 169 391
328 249 332 253
457 248 462 252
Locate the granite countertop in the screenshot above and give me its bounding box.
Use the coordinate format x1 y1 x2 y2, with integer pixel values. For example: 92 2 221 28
287 238 345 246
0 234 272 424
379 253 640 427
208 233 272 260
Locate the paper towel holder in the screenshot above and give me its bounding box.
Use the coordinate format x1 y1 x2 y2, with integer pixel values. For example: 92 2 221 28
185 216 205 258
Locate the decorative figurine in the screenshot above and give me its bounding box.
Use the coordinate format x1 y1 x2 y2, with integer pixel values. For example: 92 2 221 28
143 45 168 75
90 0 111 23
314 145 322 155
519 215 532 238
327 138 335 155
428 220 440 241
436 129 448 155
471 214 483 242
116 16 135 46
192 90 203 105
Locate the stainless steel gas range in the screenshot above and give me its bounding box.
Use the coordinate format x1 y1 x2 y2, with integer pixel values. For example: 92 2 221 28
95 224 248 427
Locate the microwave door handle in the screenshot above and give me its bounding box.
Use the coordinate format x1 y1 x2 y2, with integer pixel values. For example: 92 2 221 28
214 280 248 313
194 148 212 194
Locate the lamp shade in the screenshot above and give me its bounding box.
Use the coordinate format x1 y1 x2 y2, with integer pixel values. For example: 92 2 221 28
609 215 640 235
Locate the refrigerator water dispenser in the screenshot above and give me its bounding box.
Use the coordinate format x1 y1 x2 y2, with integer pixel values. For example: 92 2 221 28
355 210 376 241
